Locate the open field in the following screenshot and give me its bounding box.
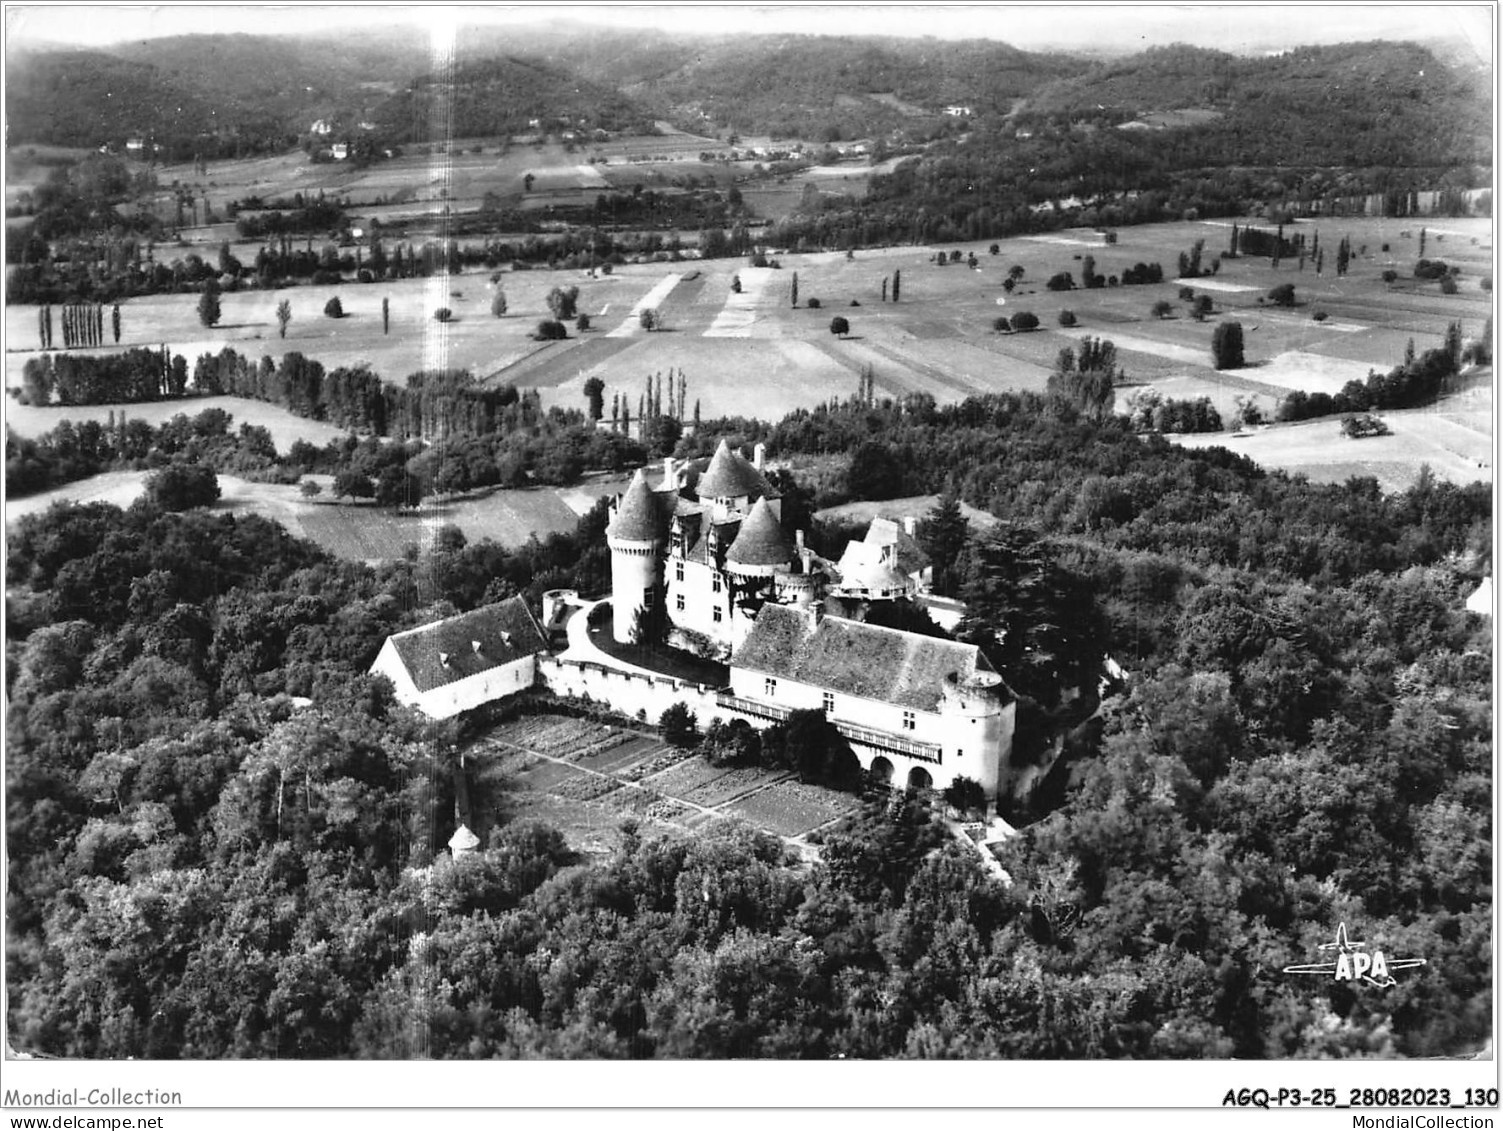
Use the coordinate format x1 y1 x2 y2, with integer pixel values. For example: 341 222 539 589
815 494 1000 529
1170 387 1492 492
8 213 1487 495
133 130 871 243
2 393 356 451
478 714 861 848
6 468 589 556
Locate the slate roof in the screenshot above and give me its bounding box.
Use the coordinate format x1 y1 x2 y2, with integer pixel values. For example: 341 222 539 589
697 438 771 500
732 604 993 712
726 497 794 568
387 597 548 694
607 469 668 542
673 508 744 567
834 538 912 592
867 517 930 575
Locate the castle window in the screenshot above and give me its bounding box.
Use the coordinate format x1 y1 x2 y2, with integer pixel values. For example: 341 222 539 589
902 711 915 731
822 691 835 714
675 594 685 612
675 562 684 582
713 607 723 623
765 678 777 697
712 573 722 593
644 589 655 609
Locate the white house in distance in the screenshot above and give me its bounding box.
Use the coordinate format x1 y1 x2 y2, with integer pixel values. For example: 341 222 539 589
369 597 548 719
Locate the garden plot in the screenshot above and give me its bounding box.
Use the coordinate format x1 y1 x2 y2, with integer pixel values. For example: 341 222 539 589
639 758 742 797
724 780 863 838
510 757 587 792
618 746 697 782
682 766 792 808
575 735 674 775
600 787 678 820
553 774 624 803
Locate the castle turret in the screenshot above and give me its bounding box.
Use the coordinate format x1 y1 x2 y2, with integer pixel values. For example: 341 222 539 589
937 668 1011 798
606 469 666 642
698 438 771 521
724 496 795 580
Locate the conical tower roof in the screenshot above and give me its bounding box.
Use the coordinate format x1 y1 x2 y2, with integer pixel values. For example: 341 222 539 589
607 469 663 542
726 496 795 568
448 824 480 855
697 438 769 500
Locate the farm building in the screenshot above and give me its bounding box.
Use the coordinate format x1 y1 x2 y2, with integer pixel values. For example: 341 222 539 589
369 597 548 719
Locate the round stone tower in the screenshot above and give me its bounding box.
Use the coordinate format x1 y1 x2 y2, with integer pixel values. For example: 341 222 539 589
606 468 665 643
937 668 1007 798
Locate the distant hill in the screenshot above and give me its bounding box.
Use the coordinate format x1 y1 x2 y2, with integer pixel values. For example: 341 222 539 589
7 30 1485 168
6 49 219 148
370 53 655 142
6 32 431 155
602 34 1087 139
1020 41 1491 167
6 26 1089 155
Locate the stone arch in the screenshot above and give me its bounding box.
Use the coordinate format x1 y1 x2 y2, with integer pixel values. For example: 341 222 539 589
906 766 933 792
868 756 894 786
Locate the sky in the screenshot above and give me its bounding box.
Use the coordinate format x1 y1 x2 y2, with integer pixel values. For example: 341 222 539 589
3 2 1494 58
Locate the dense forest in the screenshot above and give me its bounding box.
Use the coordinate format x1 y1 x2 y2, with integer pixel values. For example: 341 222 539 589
6 379 1490 1058
5 25 1080 154
372 55 655 143
762 41 1490 249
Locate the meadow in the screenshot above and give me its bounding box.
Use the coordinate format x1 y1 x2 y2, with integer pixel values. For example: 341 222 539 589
7 210 1491 521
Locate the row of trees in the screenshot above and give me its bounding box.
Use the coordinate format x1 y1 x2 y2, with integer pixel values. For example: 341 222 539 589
189 347 555 442
1276 323 1476 421
20 346 184 406
36 303 120 350
6 406 292 498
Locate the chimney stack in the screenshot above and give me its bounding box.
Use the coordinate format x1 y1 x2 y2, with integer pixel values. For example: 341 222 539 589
663 455 676 486
753 442 766 471
902 515 918 537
